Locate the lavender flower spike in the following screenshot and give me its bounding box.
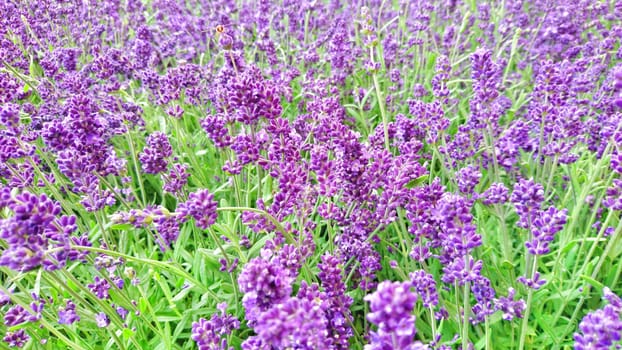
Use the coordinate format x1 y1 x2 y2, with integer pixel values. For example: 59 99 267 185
178 189 218 230
365 281 418 349
574 288 622 350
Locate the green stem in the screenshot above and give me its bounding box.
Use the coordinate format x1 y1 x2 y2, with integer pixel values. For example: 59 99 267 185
136 284 170 349
570 205 614 278
65 245 219 301
485 315 491 350
553 195 620 348
173 117 209 186
207 228 240 311
590 219 622 280
0 285 91 350
216 206 294 245
610 252 622 288
554 142 612 262
95 210 111 248
549 213 620 349
518 256 538 350
429 306 438 342
25 157 84 225
97 175 134 210
533 94 551 181
495 204 513 264
125 131 147 206
257 165 264 202
455 281 463 336
485 122 501 182
543 155 559 200
462 255 471 349
47 272 132 350
372 72 390 151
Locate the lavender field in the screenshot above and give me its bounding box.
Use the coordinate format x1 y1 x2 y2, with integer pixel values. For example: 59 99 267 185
1 0 622 349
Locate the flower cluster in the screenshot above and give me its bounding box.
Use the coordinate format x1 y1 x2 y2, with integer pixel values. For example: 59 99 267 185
0 191 77 271
139 132 172 174
574 288 622 350
191 303 240 350
1 0 621 349
526 206 568 255
511 178 545 229
178 189 218 230
365 280 421 349
238 256 294 324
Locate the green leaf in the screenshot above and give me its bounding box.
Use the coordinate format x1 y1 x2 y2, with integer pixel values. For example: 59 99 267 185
108 223 134 231
122 328 135 340
580 275 605 291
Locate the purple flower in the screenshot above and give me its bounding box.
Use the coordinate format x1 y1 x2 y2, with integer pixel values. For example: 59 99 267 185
611 152 622 174
481 183 509 205
139 131 172 174
511 178 544 229
495 120 530 170
4 305 29 326
471 275 496 324
58 300 80 325
111 275 124 290
191 303 240 350
604 179 622 211
178 189 218 230
613 67 622 109
409 270 439 308
432 55 450 103
93 254 123 273
166 105 184 119
526 206 568 255
152 210 182 251
88 276 111 300
162 163 189 194
318 254 353 349
469 48 505 128
0 103 20 128
0 289 10 306
75 175 117 212
405 100 449 144
0 191 68 271
95 312 110 328
495 288 526 321
250 295 330 349
201 114 232 148
517 271 547 290
405 178 445 242
442 256 483 285
238 257 294 324
3 330 29 348
272 244 303 278
432 194 481 262
0 72 21 104
365 281 418 349
219 258 238 273
373 149 427 226
214 65 282 125
116 306 129 320
456 165 482 195
111 206 182 250
604 288 622 312
574 288 622 350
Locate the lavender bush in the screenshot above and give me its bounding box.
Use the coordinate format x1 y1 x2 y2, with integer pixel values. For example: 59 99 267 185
1 0 621 349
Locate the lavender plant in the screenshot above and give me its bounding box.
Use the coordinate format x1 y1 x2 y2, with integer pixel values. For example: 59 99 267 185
1 0 621 349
